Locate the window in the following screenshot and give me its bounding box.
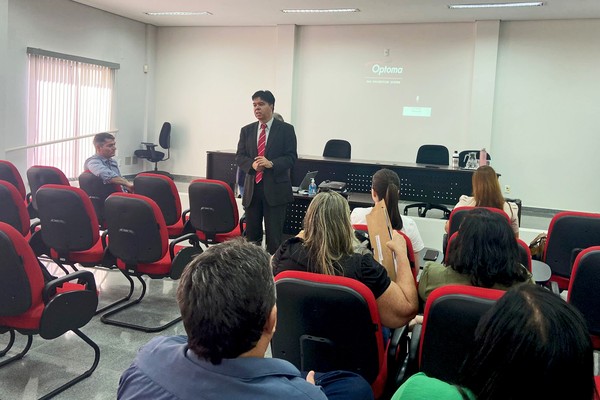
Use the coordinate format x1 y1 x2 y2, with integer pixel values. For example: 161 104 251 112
27 48 118 178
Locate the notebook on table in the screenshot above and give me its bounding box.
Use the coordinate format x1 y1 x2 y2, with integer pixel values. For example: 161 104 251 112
292 171 318 193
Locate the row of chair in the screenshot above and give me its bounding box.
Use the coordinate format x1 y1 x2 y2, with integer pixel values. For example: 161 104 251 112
0 161 250 398
272 245 600 399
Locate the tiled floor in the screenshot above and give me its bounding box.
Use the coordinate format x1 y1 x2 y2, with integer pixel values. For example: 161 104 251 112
0 181 593 399
0 261 187 400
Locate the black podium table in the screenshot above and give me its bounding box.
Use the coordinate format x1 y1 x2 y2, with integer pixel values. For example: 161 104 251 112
207 150 478 235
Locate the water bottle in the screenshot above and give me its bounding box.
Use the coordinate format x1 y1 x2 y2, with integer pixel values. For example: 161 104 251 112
308 178 317 196
452 151 459 169
479 148 487 167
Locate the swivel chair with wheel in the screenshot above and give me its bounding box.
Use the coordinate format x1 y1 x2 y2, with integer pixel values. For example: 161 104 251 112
403 145 451 218
134 122 173 179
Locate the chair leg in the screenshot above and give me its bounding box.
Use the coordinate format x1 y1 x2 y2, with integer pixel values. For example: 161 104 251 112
39 328 100 400
0 334 33 367
0 330 16 357
100 275 182 332
95 271 135 315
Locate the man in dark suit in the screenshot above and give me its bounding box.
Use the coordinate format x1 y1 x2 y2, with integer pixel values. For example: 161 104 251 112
236 90 297 254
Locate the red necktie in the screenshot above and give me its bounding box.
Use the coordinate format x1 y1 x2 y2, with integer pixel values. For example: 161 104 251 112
255 123 267 184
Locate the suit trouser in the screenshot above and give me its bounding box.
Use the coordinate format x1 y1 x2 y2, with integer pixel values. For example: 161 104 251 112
302 371 374 400
245 181 287 254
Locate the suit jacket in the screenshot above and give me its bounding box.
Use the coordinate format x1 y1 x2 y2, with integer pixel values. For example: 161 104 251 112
236 118 297 208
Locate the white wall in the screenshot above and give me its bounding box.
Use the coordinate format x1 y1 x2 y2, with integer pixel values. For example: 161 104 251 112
1 1 598 213
1 0 150 176
153 21 600 213
154 26 279 176
492 19 600 211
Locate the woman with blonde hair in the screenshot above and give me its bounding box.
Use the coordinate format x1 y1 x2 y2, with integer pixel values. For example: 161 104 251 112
272 190 419 329
446 165 519 237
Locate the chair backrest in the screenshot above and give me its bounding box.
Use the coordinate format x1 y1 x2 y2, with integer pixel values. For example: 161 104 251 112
544 211 600 290
0 181 30 237
449 206 510 233
158 122 171 150
568 246 600 348
26 165 70 210
0 160 27 199
78 170 122 227
188 179 239 239
416 144 449 166
418 285 504 382
458 150 491 168
104 192 169 265
272 270 386 397
35 184 100 254
0 222 45 318
323 139 351 159
444 206 511 258
352 223 418 281
133 173 182 226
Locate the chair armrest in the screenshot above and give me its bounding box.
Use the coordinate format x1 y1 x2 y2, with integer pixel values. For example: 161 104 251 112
387 324 410 390
394 323 422 386
239 213 246 236
42 270 97 304
169 232 201 259
30 220 41 235
141 142 157 148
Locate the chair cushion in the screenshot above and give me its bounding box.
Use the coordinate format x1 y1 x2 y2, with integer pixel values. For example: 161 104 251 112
167 218 185 237
195 228 241 243
50 238 105 264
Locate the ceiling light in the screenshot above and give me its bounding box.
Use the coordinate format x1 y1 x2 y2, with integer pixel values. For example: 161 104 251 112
448 2 543 9
144 11 212 16
281 8 360 14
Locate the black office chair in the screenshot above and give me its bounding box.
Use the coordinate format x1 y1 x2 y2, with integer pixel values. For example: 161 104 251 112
323 139 351 159
458 149 491 168
403 144 451 218
134 122 172 178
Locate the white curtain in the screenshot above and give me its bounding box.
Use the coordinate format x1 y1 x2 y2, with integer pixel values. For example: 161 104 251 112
27 54 115 178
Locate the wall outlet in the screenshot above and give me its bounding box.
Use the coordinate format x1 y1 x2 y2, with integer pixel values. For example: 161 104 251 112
504 185 511 194
125 156 132 165
132 156 138 165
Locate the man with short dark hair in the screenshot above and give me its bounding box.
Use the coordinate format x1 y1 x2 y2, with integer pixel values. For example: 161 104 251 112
84 132 133 192
117 238 373 400
236 90 297 254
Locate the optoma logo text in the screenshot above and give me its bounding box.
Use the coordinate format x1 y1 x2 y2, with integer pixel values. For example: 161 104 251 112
371 64 403 75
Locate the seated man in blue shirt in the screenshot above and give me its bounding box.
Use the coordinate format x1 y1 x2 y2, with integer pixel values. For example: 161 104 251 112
84 132 133 192
118 238 374 400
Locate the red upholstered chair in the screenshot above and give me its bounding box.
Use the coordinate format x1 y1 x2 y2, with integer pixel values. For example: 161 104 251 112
272 271 406 399
352 223 418 282
133 172 187 238
0 160 34 218
188 179 244 247
26 165 71 218
78 170 122 229
0 160 28 201
0 180 32 239
567 246 600 350
443 206 511 259
0 180 52 275
101 192 202 332
35 185 107 274
0 222 99 399
543 211 600 291
397 285 504 385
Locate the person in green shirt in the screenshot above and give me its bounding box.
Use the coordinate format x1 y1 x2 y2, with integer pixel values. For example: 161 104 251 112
418 207 532 305
393 284 595 400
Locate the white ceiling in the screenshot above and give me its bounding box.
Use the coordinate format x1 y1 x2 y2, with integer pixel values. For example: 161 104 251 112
71 0 600 27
